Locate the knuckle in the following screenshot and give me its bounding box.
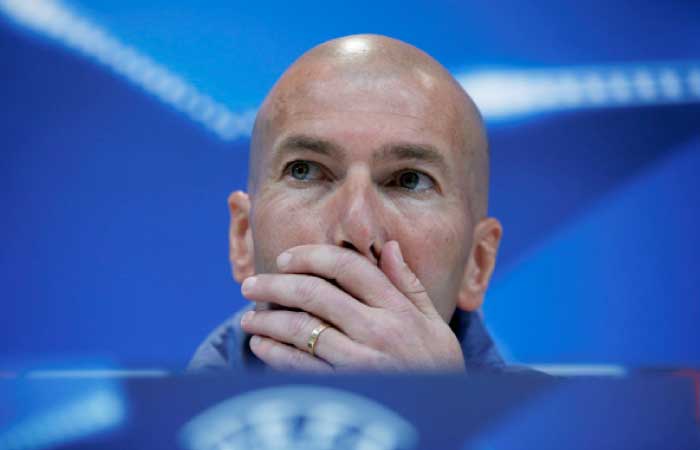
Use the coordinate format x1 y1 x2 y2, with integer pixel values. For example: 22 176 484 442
295 277 321 304
377 285 400 307
333 251 357 278
287 348 307 369
402 311 430 337
372 333 390 352
364 315 400 352
360 314 382 344
382 321 405 351
406 272 426 294
290 311 313 337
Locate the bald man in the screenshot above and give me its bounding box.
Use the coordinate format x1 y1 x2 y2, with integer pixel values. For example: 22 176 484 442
189 34 505 372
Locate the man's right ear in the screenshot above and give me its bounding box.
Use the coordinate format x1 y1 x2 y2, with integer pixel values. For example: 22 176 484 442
228 190 255 282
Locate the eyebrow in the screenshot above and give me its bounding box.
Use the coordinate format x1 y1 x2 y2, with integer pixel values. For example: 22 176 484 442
373 142 449 174
273 134 346 164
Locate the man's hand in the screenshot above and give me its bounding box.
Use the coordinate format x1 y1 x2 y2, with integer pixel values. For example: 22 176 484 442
239 241 466 372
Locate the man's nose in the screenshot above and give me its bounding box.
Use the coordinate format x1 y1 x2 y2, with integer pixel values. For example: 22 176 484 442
328 169 386 265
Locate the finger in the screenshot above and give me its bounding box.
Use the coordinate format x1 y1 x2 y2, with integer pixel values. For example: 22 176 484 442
240 309 366 367
379 240 439 318
241 273 370 338
276 245 404 310
248 335 333 373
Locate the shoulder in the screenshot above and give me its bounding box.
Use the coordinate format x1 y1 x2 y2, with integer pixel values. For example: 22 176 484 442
187 305 254 372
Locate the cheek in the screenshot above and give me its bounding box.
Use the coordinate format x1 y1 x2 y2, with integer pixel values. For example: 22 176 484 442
394 207 471 317
250 191 326 273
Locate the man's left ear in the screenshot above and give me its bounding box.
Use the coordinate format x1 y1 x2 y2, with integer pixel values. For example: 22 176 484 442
457 217 503 311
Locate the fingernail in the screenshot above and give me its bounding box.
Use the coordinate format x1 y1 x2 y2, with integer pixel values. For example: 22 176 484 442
394 241 405 265
250 335 261 347
241 310 255 326
277 252 292 269
242 276 257 294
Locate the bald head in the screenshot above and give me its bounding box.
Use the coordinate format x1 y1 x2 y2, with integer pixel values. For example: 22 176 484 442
249 34 489 218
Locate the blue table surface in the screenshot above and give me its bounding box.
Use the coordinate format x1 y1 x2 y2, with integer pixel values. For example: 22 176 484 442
1 369 699 450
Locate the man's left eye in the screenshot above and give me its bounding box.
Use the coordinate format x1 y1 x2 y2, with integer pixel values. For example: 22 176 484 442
392 170 435 191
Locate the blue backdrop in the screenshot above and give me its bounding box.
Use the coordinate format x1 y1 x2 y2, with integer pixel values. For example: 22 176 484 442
2 0 699 369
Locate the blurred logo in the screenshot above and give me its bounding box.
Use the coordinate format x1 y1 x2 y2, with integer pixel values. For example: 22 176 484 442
179 385 418 450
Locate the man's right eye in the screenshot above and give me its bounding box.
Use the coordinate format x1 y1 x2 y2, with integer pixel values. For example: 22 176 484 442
285 160 324 182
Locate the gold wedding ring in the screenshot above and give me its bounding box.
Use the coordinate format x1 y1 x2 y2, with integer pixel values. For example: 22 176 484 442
307 322 331 356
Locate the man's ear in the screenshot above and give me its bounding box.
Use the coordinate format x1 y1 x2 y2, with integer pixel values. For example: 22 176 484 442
456 217 503 311
228 190 255 282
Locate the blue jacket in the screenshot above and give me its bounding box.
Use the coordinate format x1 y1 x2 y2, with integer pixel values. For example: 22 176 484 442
189 305 506 371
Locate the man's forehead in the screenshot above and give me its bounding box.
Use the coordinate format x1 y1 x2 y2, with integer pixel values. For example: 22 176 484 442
263 73 467 155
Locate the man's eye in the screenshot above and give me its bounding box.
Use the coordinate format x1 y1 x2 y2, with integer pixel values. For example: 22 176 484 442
286 161 323 181
393 170 434 191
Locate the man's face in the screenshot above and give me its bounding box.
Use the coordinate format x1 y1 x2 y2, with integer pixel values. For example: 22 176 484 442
247 66 477 321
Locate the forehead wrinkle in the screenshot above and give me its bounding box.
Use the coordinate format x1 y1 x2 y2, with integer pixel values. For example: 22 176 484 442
270 133 347 167
278 134 342 156
283 109 429 121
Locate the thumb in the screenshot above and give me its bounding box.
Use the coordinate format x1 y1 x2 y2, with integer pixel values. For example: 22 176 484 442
380 241 439 318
